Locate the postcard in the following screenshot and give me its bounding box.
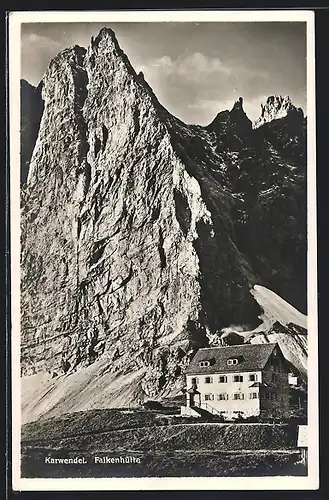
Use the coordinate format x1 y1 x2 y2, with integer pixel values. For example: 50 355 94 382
9 9 318 491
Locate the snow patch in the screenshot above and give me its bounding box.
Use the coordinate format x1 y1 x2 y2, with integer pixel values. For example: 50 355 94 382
251 285 307 330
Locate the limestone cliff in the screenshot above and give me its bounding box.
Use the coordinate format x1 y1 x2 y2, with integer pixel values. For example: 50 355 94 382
20 28 307 416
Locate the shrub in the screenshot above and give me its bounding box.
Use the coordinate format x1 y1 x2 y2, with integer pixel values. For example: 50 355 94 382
213 414 225 423
243 415 260 423
143 400 164 410
232 412 245 423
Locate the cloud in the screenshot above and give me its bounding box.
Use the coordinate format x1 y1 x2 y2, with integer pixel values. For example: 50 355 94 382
24 32 63 50
140 52 270 85
140 52 232 83
188 98 236 112
138 51 272 123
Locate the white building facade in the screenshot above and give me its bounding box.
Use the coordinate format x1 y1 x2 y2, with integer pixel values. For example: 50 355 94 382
182 343 290 420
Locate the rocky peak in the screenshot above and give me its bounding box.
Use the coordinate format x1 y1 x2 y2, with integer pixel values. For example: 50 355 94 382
50 44 86 68
38 45 87 105
206 96 252 146
229 96 252 129
253 95 304 129
92 26 116 44
231 96 244 111
88 27 137 79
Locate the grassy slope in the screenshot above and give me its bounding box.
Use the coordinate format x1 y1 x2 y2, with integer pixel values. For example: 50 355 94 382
22 409 298 451
20 408 306 477
22 408 174 443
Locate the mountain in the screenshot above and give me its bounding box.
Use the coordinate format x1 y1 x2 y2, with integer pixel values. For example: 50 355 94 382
20 28 307 420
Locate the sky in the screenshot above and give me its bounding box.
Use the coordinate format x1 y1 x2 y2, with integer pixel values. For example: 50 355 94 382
21 22 307 125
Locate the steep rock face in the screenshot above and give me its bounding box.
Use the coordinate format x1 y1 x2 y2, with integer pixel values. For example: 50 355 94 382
203 97 307 312
20 80 44 185
21 29 258 400
21 45 90 374
21 28 307 413
240 109 306 312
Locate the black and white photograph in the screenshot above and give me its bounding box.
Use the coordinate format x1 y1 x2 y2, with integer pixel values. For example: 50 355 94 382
9 10 318 490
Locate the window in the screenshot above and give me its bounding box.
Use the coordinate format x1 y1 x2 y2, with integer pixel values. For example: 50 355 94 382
227 358 239 366
233 375 243 383
249 374 258 382
233 393 244 400
204 394 214 401
219 375 227 383
199 360 210 368
271 358 280 373
271 373 277 383
217 393 228 401
205 376 213 384
191 377 199 385
271 392 277 400
249 392 259 399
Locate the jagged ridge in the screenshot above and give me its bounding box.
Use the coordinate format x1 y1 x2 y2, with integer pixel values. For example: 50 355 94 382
253 95 304 129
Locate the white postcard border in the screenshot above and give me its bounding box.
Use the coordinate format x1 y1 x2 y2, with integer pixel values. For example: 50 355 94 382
9 9 318 491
